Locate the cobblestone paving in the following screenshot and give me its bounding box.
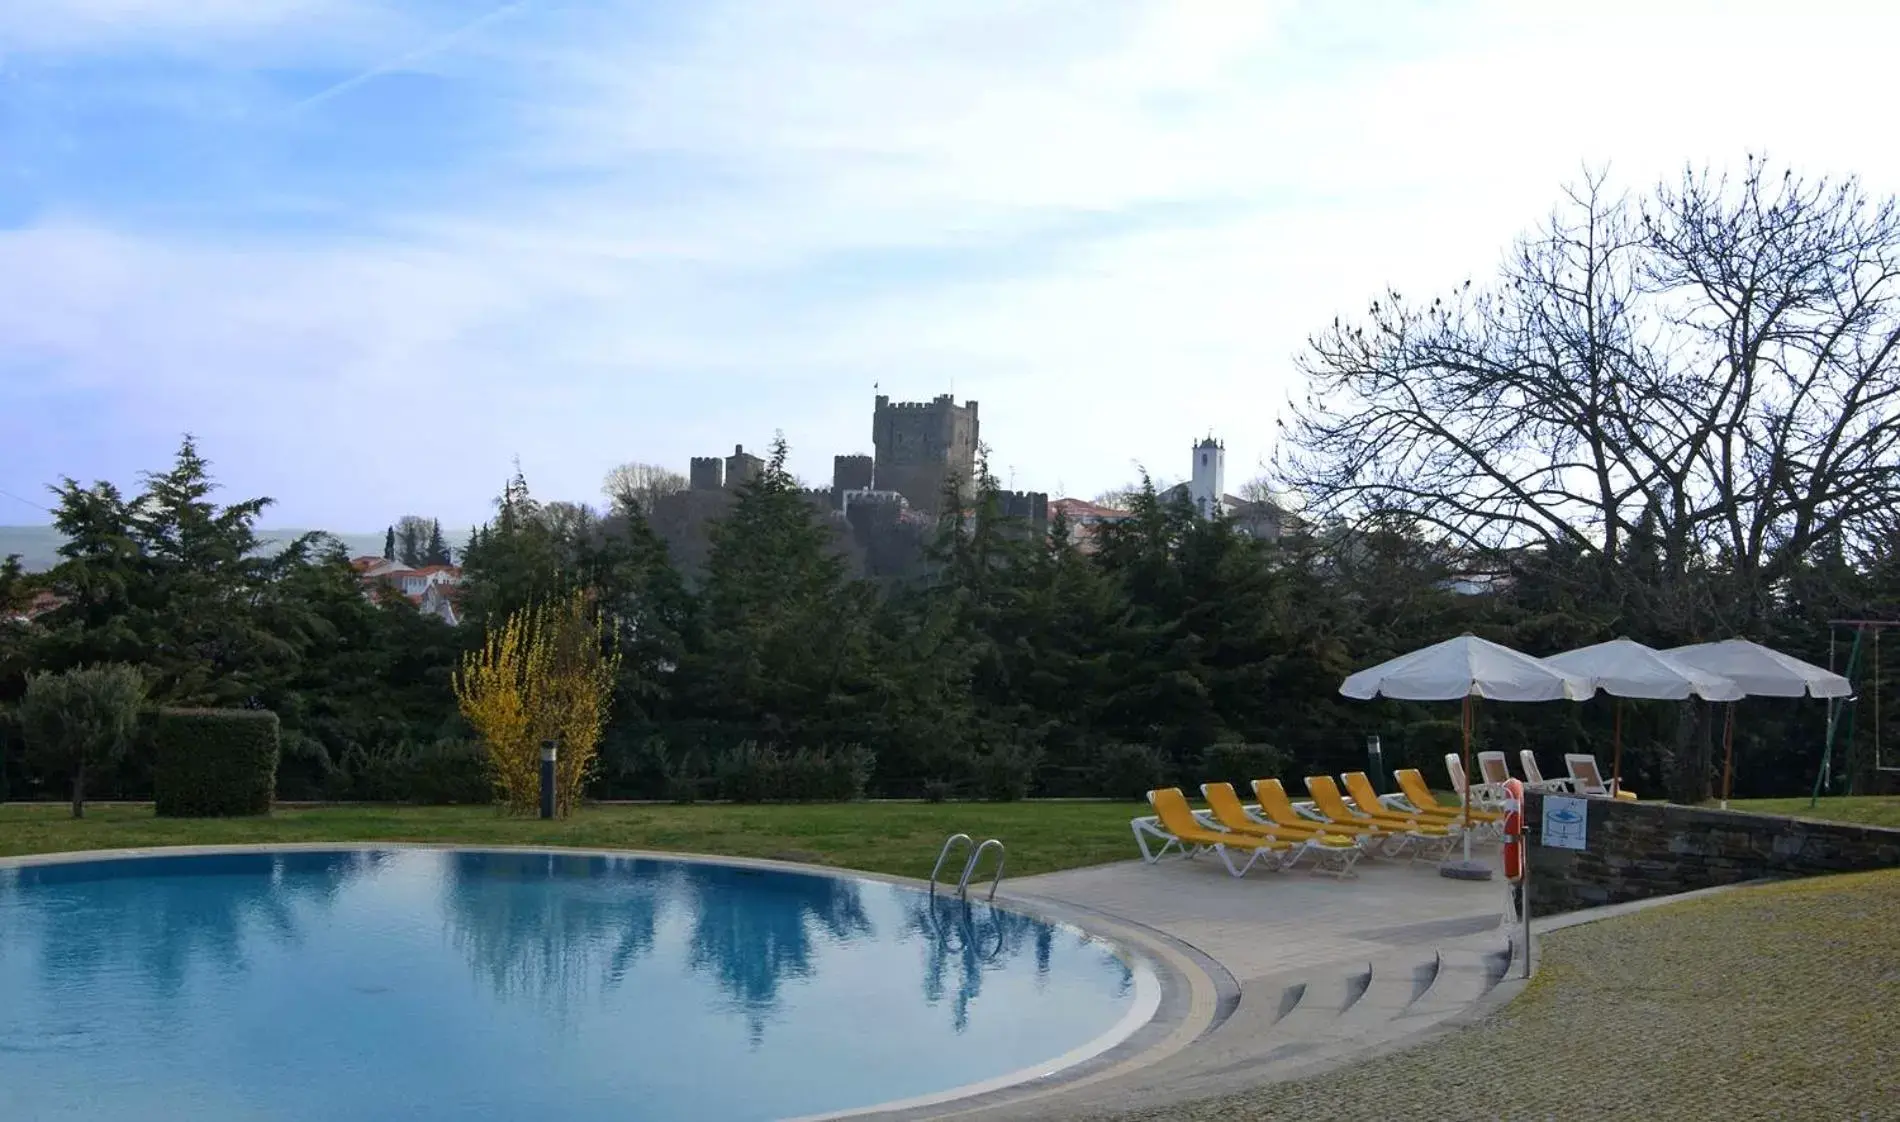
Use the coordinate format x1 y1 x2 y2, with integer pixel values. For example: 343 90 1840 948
1103 870 1900 1122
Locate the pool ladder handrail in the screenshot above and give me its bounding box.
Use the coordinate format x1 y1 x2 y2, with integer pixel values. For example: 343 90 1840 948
926 894 1007 961
929 833 1006 902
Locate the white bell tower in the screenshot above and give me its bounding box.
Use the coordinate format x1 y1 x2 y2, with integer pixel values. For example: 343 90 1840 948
1188 435 1224 519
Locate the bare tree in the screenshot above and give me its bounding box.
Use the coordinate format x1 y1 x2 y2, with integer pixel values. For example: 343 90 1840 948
1280 157 1900 638
540 501 598 542
1093 478 1176 511
602 462 688 514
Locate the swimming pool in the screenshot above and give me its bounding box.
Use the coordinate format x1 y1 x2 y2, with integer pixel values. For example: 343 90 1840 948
0 847 1159 1121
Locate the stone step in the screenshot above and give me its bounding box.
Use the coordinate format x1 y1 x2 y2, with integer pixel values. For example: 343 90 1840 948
1313 952 1437 1042
983 943 1515 1117
1252 969 1359 1065
1392 944 1508 1025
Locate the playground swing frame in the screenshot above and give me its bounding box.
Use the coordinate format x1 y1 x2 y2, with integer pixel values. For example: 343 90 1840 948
1812 619 1900 807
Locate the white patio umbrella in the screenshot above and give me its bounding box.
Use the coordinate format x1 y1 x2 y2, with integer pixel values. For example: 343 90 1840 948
1664 639 1851 807
1340 634 1594 866
1340 633 1595 703
1663 640 1852 698
1545 638 1745 795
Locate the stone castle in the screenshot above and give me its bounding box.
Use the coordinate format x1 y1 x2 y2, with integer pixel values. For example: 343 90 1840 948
683 392 1048 525
650 392 1047 581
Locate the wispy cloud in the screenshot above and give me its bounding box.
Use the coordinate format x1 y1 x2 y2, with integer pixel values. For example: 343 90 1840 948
3 0 1899 528
290 0 538 111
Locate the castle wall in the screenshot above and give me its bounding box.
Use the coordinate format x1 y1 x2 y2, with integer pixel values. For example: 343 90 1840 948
997 490 1049 530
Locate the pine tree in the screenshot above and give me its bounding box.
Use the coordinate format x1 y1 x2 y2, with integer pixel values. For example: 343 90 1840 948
383 526 396 561
687 434 868 737
425 519 451 566
458 470 566 627
37 436 301 706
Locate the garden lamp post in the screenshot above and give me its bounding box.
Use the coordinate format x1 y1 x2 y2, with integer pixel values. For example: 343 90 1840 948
540 739 558 820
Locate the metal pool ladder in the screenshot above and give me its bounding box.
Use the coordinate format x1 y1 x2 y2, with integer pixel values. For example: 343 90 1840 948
929 833 1007 902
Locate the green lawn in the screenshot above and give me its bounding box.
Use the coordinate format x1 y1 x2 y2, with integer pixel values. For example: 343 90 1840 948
5 795 1891 883
0 800 1149 880
1729 795 1900 830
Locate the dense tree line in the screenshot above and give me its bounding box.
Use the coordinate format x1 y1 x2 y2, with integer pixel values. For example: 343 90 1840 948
4 158 1897 808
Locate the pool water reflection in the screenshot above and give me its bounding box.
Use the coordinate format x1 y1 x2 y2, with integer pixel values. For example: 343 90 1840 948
0 850 1153 1122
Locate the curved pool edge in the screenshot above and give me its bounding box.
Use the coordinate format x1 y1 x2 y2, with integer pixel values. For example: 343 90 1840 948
0 842 1222 1122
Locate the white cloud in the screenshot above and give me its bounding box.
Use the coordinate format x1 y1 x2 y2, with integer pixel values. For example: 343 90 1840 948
6 0 1900 527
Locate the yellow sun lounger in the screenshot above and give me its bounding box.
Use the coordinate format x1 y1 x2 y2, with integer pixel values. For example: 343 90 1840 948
1342 771 1472 835
1380 767 1476 824
1401 766 1504 836
1392 767 1502 842
1306 776 1457 861
1131 788 1303 877
1250 777 1381 841
1198 782 1363 878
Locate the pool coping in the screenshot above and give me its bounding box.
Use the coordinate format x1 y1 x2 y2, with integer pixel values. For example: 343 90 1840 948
0 842 1226 1122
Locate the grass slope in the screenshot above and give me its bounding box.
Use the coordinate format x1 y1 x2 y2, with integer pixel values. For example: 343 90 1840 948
1118 866 1900 1120
1731 795 1900 830
0 801 1148 880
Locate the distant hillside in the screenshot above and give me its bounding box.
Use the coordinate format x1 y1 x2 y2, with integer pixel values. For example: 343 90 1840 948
0 525 386 573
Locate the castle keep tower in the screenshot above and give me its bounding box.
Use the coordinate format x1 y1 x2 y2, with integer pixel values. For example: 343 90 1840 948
689 456 724 490
725 444 764 490
872 393 978 513
832 454 874 493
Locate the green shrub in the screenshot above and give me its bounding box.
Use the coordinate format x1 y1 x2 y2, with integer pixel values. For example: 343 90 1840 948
408 738 492 804
921 778 953 803
789 743 873 802
973 743 1040 802
1200 742 1290 793
153 708 280 817
667 750 710 804
0 706 15 802
714 740 780 803
1091 742 1170 800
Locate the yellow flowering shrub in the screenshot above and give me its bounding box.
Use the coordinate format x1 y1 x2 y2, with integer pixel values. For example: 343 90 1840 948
453 590 619 815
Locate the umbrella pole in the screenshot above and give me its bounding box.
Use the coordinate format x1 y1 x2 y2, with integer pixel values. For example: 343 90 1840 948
1610 700 1623 795
1719 702 1737 809
1461 693 1474 863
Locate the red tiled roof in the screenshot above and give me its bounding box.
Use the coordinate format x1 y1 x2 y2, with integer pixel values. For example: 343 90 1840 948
21 590 65 619
1050 497 1130 520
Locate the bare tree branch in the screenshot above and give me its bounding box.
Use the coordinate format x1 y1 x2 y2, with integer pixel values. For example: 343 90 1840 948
1279 156 1900 633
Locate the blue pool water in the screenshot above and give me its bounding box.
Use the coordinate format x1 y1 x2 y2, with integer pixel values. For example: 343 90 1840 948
0 849 1154 1122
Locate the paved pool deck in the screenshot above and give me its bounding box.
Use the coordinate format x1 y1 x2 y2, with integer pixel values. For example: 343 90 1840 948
877 843 1518 1121
1006 848 1510 983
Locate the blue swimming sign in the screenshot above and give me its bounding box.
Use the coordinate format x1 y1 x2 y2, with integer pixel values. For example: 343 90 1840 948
1542 796 1588 850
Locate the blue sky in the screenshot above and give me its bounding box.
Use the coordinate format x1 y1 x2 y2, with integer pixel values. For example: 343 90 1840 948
3 0 1898 532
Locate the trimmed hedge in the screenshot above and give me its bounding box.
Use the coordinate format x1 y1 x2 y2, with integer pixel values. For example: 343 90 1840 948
154 708 280 817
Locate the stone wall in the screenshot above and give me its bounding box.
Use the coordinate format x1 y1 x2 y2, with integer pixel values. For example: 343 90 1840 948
1524 789 1900 916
